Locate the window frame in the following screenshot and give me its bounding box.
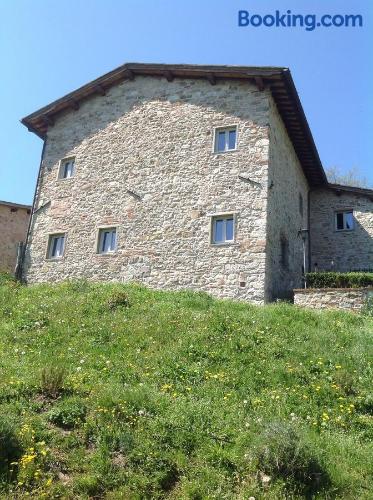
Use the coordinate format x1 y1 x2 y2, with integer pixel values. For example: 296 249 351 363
58 157 76 180
213 126 238 154
210 213 236 246
335 210 354 232
96 227 118 255
46 233 66 260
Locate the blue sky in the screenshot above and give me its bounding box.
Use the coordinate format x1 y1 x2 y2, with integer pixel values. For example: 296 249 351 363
0 0 372 204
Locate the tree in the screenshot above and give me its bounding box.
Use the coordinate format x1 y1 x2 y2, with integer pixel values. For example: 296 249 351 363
325 166 371 188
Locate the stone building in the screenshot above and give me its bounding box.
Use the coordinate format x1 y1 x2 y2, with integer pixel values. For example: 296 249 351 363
20 64 373 303
0 201 31 273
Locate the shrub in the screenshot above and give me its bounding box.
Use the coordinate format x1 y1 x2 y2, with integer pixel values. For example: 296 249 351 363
40 366 67 398
306 272 373 289
254 422 329 495
333 369 358 396
0 417 22 479
48 398 87 429
106 290 130 310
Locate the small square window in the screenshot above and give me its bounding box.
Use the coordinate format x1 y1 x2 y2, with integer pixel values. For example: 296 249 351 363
47 233 66 259
211 215 235 244
335 210 354 231
98 228 117 254
214 127 237 153
59 158 75 179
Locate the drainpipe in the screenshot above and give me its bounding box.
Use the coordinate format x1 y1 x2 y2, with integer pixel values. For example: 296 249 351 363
307 188 312 272
19 138 47 282
302 237 307 287
298 229 309 288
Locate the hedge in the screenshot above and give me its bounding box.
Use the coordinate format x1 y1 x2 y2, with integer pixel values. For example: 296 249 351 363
306 272 373 289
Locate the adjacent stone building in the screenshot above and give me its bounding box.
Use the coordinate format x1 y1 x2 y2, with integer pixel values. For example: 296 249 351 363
20 63 372 303
0 201 31 273
310 184 373 272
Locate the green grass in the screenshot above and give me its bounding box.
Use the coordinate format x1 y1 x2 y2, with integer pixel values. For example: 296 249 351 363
0 278 372 499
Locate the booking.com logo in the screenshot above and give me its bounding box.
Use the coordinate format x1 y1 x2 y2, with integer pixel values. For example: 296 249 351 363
238 10 363 31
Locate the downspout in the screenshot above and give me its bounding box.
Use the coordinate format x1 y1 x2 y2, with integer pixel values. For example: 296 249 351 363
18 138 47 282
307 188 312 272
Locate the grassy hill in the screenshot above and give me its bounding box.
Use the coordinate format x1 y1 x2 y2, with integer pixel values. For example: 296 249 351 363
0 276 372 499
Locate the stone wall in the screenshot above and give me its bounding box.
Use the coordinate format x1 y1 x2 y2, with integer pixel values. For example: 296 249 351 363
294 287 373 312
0 203 31 273
24 76 271 303
310 188 373 271
265 95 309 300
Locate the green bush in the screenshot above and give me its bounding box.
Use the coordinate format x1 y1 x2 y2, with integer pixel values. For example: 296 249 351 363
254 422 329 495
48 398 87 429
106 290 131 310
0 417 22 479
40 365 67 398
306 272 373 289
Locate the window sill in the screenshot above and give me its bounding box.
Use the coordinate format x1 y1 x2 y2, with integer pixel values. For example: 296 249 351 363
335 229 354 233
212 149 238 155
45 257 64 262
210 242 238 248
96 252 118 256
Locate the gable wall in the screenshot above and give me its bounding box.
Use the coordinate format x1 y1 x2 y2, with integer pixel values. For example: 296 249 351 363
310 188 373 271
24 76 271 303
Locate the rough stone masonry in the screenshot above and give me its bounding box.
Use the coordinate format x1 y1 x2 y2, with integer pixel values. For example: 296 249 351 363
21 64 373 303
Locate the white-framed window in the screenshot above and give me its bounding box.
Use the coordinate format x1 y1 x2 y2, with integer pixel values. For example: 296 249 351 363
59 158 75 179
335 210 354 231
211 214 235 244
214 126 237 153
47 233 66 259
97 228 117 254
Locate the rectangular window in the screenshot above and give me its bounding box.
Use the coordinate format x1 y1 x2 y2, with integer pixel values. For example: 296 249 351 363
335 210 354 231
47 233 66 259
98 228 117 254
59 158 75 179
214 127 237 153
211 215 235 244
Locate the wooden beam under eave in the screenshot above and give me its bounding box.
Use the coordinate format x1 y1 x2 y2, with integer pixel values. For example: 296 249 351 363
41 115 54 127
164 70 174 82
123 69 134 81
254 77 265 91
207 73 216 85
68 99 80 111
94 84 106 96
